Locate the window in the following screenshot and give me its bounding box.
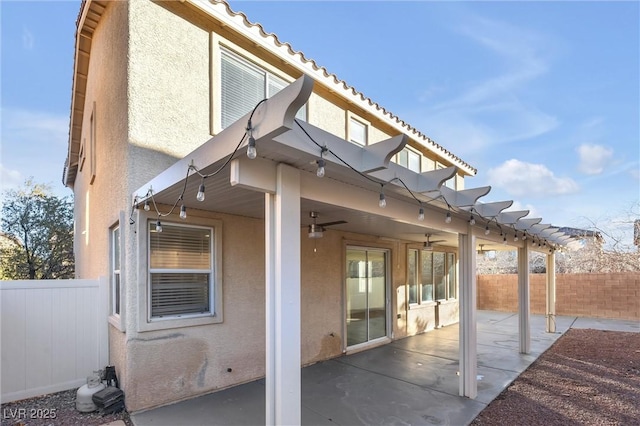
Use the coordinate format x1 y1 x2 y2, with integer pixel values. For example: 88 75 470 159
348 116 368 145
407 249 457 305
397 148 421 172
111 226 121 317
408 249 418 304
148 222 214 320
89 102 96 184
220 50 305 130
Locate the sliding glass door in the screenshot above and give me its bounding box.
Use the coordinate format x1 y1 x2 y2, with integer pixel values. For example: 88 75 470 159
346 247 388 347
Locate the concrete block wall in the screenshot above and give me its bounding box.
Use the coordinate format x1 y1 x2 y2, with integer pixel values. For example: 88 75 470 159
477 273 640 320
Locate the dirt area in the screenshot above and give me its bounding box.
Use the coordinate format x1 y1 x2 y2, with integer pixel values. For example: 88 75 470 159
472 328 640 426
0 389 132 426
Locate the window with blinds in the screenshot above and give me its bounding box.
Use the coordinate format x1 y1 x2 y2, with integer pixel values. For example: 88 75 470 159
220 49 306 130
148 222 213 319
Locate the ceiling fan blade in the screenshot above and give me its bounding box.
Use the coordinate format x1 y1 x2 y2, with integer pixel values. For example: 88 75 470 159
317 220 347 227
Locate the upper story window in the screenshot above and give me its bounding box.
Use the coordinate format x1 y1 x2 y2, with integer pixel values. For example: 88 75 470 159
220 49 305 130
397 148 421 173
347 113 368 145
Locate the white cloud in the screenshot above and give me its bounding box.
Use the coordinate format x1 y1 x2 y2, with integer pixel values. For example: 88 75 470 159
487 159 579 197
22 26 34 50
505 200 541 220
411 14 560 154
0 164 23 192
576 143 614 175
1 108 69 196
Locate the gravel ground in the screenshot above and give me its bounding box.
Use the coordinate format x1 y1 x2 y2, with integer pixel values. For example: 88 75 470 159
1 389 132 426
2 328 637 426
471 328 640 426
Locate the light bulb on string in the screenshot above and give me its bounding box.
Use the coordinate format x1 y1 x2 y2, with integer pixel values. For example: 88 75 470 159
316 158 325 178
247 135 257 159
196 182 205 202
484 225 490 235
469 215 476 226
378 192 386 208
144 199 150 211
418 207 425 221
180 204 187 220
445 211 452 224
156 219 163 233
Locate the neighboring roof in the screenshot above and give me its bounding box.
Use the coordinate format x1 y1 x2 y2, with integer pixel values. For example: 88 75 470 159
557 227 603 241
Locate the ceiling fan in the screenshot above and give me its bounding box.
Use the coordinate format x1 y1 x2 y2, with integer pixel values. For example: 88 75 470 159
307 211 347 238
423 233 445 251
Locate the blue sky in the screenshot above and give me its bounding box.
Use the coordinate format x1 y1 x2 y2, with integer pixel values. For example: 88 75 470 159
1 1 638 247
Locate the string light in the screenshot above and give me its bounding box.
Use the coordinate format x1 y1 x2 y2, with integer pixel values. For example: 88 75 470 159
246 120 257 159
378 189 386 208
502 235 507 244
196 181 206 202
128 97 570 251
316 158 325 178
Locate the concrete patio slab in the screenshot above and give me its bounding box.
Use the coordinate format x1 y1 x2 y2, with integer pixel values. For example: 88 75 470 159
131 311 637 426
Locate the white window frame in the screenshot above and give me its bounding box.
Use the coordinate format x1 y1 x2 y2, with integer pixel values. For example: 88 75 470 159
396 147 421 173
108 212 126 331
136 213 223 332
219 48 306 131
346 112 369 146
407 248 457 307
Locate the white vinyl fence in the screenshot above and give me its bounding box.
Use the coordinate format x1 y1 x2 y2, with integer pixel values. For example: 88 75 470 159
1 278 109 403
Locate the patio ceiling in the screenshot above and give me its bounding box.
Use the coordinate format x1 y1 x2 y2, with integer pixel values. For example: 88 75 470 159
133 75 580 253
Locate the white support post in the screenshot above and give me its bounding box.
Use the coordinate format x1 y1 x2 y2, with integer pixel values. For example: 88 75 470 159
517 245 530 354
265 164 301 426
546 251 556 333
458 226 477 399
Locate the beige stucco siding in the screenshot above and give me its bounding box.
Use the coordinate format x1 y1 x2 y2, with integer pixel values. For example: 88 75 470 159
124 211 266 412
73 0 129 279
127 0 211 173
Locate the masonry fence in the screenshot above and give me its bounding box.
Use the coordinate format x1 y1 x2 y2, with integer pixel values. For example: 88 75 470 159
1 278 109 403
478 272 640 320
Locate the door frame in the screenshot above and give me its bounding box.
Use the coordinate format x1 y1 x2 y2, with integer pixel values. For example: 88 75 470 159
343 245 391 354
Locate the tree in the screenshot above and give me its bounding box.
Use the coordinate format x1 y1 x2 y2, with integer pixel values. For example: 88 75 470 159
1 179 74 280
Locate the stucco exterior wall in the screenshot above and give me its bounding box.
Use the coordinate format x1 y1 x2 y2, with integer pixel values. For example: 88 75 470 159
73 0 129 280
